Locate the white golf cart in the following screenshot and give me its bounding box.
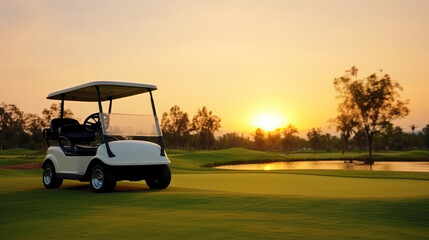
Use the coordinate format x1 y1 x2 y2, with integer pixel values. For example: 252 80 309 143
42 81 171 192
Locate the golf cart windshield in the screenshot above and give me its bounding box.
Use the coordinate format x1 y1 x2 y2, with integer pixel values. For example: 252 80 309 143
100 113 162 137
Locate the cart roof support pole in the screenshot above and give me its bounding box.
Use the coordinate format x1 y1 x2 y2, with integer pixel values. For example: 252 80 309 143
108 97 113 114
148 89 165 156
95 86 115 158
60 94 65 119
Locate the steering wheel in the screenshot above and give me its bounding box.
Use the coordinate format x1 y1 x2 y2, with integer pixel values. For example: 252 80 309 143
83 113 100 132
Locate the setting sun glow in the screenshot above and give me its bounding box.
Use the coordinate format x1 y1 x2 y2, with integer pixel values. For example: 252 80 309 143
253 113 285 132
264 165 271 171
0 1 428 135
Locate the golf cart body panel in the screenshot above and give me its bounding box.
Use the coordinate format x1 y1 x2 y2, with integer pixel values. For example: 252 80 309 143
95 140 170 166
44 140 169 176
45 146 92 176
42 81 171 192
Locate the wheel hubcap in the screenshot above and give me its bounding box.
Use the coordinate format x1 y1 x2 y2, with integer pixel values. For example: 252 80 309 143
91 169 104 189
44 168 52 185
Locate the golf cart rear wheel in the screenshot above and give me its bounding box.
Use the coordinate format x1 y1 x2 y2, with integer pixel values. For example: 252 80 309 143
146 165 171 189
43 163 63 188
90 164 116 193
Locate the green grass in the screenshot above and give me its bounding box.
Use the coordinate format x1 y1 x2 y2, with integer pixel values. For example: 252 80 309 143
168 148 429 169
0 148 44 166
1 148 429 239
0 148 44 156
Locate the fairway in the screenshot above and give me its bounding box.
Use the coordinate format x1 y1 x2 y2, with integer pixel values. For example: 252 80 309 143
4 171 429 198
1 169 429 240
1 148 429 239
172 173 429 198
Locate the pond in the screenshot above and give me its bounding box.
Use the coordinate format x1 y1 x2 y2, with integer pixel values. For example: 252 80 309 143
215 161 429 172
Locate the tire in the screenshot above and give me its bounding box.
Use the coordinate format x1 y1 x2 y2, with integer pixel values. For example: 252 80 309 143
43 163 63 188
90 164 117 193
146 165 171 189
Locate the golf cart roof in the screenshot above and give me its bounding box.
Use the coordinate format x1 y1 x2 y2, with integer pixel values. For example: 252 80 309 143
47 81 157 102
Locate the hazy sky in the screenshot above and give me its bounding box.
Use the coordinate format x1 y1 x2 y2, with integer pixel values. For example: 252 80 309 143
1 0 428 135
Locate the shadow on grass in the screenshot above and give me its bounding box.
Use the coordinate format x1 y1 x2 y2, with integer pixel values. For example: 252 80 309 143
114 184 152 192
61 182 153 193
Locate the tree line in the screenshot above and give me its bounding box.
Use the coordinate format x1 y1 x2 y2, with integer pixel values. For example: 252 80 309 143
0 102 224 151
250 124 429 153
160 105 221 150
1 101 429 152
162 66 429 157
0 67 427 156
162 104 429 153
0 103 73 150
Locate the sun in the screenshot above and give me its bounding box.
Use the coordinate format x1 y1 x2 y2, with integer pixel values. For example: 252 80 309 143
253 113 284 131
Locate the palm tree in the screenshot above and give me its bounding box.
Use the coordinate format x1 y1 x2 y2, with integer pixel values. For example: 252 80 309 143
409 124 419 149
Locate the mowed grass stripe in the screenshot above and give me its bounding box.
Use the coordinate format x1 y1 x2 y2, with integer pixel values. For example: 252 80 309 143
2 170 429 198
171 173 429 198
1 187 428 240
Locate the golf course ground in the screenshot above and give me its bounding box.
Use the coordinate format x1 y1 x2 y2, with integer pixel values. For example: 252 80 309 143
1 148 429 239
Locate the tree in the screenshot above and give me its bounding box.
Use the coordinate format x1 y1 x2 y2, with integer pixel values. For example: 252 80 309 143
409 124 419 149
266 128 281 151
282 124 298 154
377 122 395 151
423 125 429 149
333 66 409 163
352 129 368 153
24 113 44 149
161 105 191 149
217 133 249 149
191 107 221 150
307 128 323 151
375 123 408 151
326 135 342 151
0 103 25 149
321 133 334 151
253 128 266 150
332 113 357 154
42 103 74 127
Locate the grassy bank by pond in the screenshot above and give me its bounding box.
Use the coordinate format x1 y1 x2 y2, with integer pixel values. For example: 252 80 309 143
1 148 429 239
167 147 429 169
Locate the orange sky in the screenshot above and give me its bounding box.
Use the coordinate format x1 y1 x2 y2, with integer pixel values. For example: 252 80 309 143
1 0 428 135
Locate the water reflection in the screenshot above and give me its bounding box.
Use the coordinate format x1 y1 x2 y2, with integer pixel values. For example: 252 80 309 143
215 161 429 172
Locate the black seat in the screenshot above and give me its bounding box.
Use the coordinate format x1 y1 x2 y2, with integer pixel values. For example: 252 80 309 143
43 118 80 147
43 118 80 140
51 118 80 138
59 124 95 143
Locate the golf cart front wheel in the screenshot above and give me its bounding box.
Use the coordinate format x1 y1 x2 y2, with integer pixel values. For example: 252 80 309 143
90 164 117 193
43 163 63 188
146 165 171 189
